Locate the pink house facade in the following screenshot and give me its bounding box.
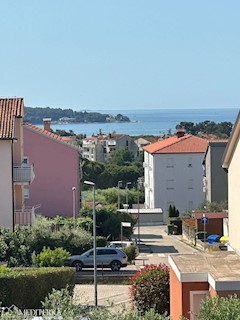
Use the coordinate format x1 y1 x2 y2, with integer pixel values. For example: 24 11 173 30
23 120 81 218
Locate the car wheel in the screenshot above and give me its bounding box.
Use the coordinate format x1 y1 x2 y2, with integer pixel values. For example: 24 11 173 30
72 260 83 272
110 260 121 271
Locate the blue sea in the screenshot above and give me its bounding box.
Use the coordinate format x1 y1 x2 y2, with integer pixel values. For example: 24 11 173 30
41 108 239 136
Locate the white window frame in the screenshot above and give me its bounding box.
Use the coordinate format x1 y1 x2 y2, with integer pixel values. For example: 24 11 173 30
166 158 174 168
190 290 209 320
188 179 194 189
166 180 174 190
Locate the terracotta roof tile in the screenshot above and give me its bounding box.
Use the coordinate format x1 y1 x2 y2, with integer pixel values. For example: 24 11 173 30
193 212 228 219
0 98 24 139
83 136 97 141
143 134 208 154
24 123 80 151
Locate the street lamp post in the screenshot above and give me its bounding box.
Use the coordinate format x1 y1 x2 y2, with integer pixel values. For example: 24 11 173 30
84 180 97 307
72 187 76 229
117 180 122 210
137 178 142 250
125 182 131 212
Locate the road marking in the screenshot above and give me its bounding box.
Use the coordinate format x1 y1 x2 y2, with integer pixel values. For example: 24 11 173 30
158 254 166 257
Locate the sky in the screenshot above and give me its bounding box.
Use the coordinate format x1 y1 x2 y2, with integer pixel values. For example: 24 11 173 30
1 1 240 111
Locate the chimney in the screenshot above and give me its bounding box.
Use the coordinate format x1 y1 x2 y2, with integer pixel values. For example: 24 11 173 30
43 118 51 132
176 127 185 138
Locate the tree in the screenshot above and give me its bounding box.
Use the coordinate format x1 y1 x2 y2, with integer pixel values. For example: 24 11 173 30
168 205 179 218
82 159 105 188
109 148 135 166
176 120 233 137
198 200 228 212
176 122 195 134
96 207 136 239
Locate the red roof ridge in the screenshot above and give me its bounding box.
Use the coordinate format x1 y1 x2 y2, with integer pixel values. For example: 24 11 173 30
144 134 208 154
157 134 192 152
24 122 80 151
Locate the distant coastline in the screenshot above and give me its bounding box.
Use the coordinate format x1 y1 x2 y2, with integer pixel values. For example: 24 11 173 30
39 108 239 137
24 106 131 125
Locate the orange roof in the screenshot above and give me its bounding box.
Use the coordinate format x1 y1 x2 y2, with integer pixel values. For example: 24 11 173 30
143 134 208 154
61 136 77 141
193 212 228 219
83 136 97 141
0 98 24 139
24 123 80 151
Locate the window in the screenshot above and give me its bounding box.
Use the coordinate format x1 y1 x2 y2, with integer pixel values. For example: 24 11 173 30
188 179 194 189
23 188 29 199
188 157 193 167
166 158 174 168
166 180 174 190
188 201 194 210
23 157 29 165
97 249 117 255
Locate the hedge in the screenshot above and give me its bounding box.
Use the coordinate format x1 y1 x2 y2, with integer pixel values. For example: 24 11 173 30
0 267 75 309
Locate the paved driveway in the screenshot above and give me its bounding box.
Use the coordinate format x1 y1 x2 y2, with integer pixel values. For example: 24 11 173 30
134 224 196 267
74 284 131 308
74 225 195 307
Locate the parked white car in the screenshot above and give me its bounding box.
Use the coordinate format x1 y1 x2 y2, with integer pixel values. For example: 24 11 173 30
108 241 135 249
65 247 128 271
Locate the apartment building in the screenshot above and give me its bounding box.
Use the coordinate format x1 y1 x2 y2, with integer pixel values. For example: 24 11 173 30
82 132 138 162
143 130 208 218
23 119 81 218
0 98 35 229
203 140 228 203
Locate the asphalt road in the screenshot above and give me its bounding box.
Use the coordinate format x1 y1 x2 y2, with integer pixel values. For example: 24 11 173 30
74 225 195 307
134 224 195 267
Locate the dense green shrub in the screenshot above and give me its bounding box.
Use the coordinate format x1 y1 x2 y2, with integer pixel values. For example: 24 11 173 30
96 236 107 247
30 216 93 255
130 264 170 315
196 294 240 320
122 245 138 263
0 267 75 309
33 247 70 267
0 226 32 267
41 287 170 320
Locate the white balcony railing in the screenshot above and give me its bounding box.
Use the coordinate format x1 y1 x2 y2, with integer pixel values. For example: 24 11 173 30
13 165 35 184
14 206 35 226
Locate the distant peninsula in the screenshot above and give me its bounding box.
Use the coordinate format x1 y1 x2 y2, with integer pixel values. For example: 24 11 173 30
24 106 131 124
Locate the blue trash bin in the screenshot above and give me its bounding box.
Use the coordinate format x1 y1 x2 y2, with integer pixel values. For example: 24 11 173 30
207 234 220 244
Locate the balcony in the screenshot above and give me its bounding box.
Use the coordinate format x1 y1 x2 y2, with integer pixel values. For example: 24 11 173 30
107 140 116 146
14 206 35 226
13 165 35 184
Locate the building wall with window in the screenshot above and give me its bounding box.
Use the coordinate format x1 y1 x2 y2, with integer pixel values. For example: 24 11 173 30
204 141 228 203
148 153 205 217
144 134 208 219
24 124 81 218
82 133 138 162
